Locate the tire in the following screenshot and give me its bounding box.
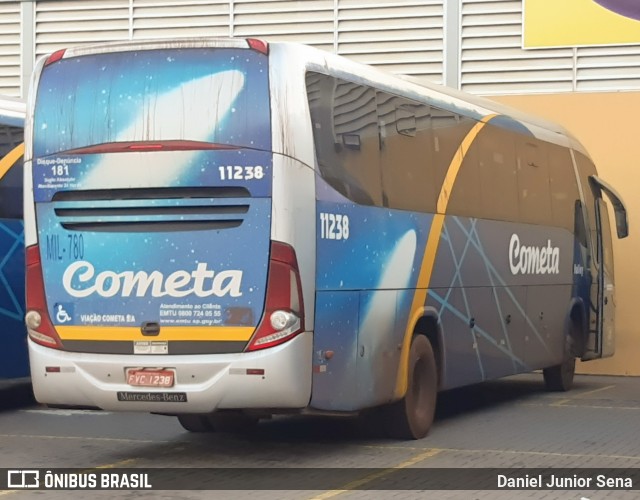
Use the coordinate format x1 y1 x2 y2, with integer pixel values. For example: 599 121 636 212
386 335 438 440
543 357 576 392
177 414 215 433
567 313 586 358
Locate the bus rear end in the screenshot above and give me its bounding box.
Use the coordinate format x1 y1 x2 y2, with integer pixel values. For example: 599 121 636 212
25 39 311 414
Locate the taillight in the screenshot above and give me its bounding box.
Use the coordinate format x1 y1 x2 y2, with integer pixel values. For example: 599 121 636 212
247 38 269 55
26 245 63 349
44 49 66 66
246 241 304 351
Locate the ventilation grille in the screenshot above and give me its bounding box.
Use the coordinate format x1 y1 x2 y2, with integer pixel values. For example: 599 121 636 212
52 187 250 232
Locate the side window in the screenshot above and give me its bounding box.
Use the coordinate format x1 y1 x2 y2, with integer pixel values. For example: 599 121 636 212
306 73 382 206
333 81 382 205
548 144 580 232
438 109 481 217
516 138 552 225
477 124 518 221
377 92 435 212
574 152 598 248
574 200 588 248
575 152 597 226
432 107 474 192
0 124 24 219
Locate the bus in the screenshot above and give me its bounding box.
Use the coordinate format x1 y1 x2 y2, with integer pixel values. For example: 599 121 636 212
24 39 628 439
0 96 28 382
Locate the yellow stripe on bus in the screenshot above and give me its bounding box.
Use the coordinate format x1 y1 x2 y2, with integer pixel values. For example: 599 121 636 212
0 142 24 179
394 114 498 397
56 325 255 342
436 116 497 214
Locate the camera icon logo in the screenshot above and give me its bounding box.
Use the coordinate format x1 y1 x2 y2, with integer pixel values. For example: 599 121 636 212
7 470 40 489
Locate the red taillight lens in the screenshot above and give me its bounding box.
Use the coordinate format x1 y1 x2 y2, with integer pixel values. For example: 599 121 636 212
26 245 63 349
246 241 304 351
44 49 66 66
247 38 269 55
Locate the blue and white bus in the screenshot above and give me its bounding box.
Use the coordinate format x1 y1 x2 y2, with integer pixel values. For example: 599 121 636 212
24 39 627 439
0 96 28 381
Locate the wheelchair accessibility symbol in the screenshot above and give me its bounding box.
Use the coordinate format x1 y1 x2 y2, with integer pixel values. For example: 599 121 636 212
55 304 72 324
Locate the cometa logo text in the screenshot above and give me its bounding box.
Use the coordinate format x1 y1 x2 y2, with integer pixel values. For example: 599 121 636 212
62 261 243 298
509 234 560 275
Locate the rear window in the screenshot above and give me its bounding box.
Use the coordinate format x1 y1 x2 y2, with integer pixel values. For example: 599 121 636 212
34 47 270 158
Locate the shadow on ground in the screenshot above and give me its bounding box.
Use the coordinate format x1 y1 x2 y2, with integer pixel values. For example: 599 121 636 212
174 374 564 445
0 381 35 411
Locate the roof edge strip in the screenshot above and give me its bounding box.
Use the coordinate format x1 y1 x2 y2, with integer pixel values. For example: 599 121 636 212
61 37 254 59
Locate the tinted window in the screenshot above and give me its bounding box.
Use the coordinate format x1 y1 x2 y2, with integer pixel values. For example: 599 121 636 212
574 200 588 247
437 110 480 217
307 73 383 206
477 124 518 221
548 144 580 232
34 48 271 156
307 71 579 232
432 107 475 194
446 123 576 229
377 92 435 212
574 152 598 238
0 124 22 157
516 138 552 225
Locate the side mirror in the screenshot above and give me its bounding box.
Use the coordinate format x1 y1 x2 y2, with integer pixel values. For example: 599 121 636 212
589 175 629 239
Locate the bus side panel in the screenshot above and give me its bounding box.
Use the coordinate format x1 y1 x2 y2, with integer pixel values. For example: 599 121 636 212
0 219 27 379
428 216 574 390
355 289 403 408
312 186 432 410
428 285 485 389
310 291 359 411
0 116 27 379
494 285 529 372
524 285 568 369
464 286 518 381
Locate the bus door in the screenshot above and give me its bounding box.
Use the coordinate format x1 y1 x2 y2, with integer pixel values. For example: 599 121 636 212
583 176 628 359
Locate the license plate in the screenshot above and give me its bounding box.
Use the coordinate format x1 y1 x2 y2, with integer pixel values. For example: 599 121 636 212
126 369 175 388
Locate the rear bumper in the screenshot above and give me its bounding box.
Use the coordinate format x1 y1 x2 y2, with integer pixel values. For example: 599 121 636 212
28 332 312 413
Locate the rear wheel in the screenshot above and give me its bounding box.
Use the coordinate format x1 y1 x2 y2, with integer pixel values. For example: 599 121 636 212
543 357 576 392
386 335 438 440
177 414 214 433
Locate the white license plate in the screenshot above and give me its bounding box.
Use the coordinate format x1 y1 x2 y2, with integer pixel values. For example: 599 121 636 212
126 369 175 388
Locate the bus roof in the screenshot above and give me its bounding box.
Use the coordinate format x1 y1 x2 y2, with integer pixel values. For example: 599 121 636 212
276 41 587 154
37 38 588 155
0 95 26 128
